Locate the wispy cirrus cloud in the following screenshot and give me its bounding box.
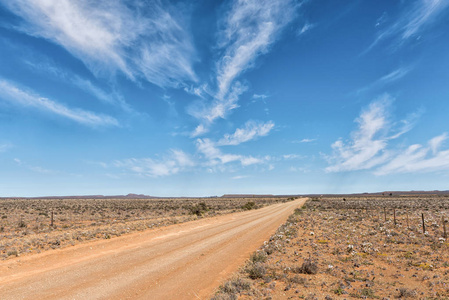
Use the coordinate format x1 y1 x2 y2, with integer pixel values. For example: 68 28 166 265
188 82 247 132
113 149 195 177
367 0 449 52
325 94 415 172
215 0 298 100
2 0 197 88
0 79 118 127
355 66 412 94
24 58 135 113
217 120 274 146
188 0 298 133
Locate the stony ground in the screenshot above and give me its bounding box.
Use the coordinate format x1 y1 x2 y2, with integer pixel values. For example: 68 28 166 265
213 195 449 299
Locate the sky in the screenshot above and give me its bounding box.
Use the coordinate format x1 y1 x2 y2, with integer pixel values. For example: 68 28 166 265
1 0 449 197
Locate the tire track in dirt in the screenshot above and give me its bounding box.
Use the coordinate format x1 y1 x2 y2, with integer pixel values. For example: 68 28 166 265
0 198 306 300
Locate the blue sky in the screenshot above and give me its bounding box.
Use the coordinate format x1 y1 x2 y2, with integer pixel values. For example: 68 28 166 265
1 0 449 197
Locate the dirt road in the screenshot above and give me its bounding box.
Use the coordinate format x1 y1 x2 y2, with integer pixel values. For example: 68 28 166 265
0 198 306 299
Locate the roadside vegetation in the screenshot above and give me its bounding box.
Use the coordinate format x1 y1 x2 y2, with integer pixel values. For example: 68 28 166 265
213 195 449 299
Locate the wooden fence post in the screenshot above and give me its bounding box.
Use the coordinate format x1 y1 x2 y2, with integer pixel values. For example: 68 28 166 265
50 210 54 227
443 216 447 239
394 209 397 226
384 207 387 222
422 213 426 234
406 212 409 229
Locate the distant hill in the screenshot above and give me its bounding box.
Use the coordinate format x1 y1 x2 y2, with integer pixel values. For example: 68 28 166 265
221 194 276 198
301 190 449 197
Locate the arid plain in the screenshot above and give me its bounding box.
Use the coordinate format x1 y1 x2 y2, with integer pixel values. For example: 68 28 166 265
2 194 449 299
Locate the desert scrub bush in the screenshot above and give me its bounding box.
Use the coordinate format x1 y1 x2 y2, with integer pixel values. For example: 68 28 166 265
298 259 318 275
250 251 267 263
246 262 267 279
188 202 209 216
211 293 236 300
17 219 27 228
289 275 307 284
398 287 417 298
221 277 251 294
293 208 303 215
212 277 251 300
241 201 256 210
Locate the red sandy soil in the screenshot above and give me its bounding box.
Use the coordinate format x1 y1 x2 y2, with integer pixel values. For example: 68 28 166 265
0 198 306 300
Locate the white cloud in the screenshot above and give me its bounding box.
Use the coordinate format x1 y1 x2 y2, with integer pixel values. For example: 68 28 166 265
188 81 247 132
217 120 274 146
240 156 264 166
325 94 449 176
190 124 209 138
232 175 249 180
72 77 133 113
429 132 448 154
0 79 119 127
187 0 298 131
378 67 412 83
4 0 197 88
297 22 315 36
283 154 304 160
355 66 412 94
196 138 267 167
375 12 388 27
326 94 406 172
114 149 195 177
23 59 134 113
252 94 269 100
401 0 448 40
184 84 211 99
367 0 449 51
294 138 316 143
216 0 297 100
375 133 449 175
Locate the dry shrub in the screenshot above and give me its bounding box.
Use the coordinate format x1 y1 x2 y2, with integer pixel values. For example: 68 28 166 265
246 262 267 279
211 293 237 300
212 277 251 300
398 287 417 298
293 259 318 275
250 251 267 263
